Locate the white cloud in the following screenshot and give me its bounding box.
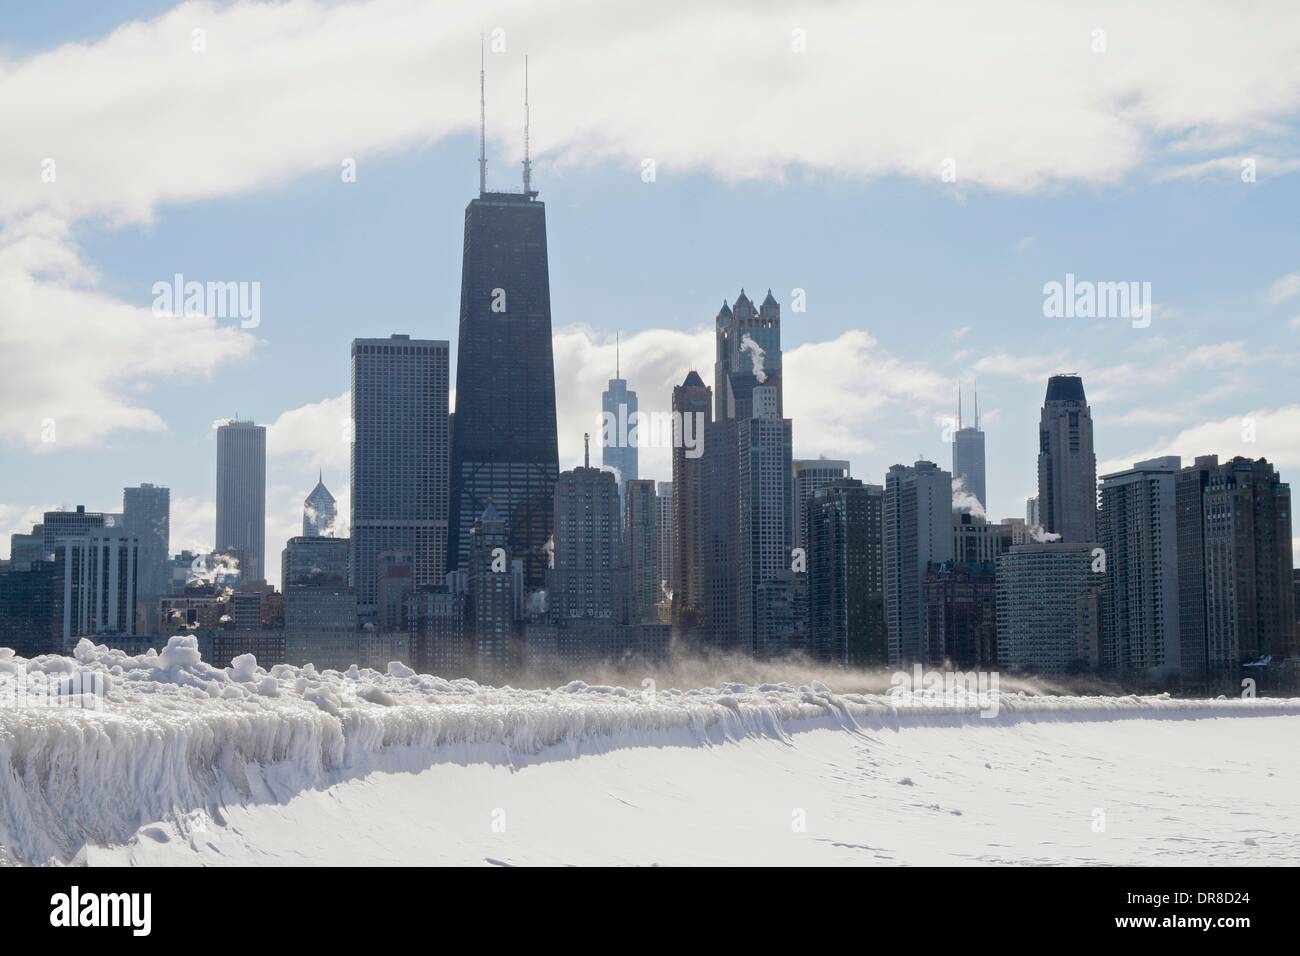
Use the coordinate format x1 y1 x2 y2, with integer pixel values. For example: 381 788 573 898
1268 273 1300 305
1099 405 1300 475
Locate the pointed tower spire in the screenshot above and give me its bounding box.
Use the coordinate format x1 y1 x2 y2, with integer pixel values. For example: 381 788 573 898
478 35 487 196
584 432 590 469
522 54 534 197
957 385 963 430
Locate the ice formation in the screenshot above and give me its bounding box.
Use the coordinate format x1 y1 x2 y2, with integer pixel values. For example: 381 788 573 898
2 635 1297 865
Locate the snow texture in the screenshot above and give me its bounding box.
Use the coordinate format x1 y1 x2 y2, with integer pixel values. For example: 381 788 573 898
1 636 1297 865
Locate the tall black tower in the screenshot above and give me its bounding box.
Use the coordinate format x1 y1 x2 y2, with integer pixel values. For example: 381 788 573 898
448 52 559 589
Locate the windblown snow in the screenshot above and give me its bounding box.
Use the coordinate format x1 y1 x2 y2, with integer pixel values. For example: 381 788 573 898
2 636 1298 866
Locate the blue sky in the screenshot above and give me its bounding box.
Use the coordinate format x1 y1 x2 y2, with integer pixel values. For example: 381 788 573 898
2 0 1299 582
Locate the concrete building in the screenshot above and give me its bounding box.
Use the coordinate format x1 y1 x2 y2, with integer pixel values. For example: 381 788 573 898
550 458 623 624
53 527 141 650
996 543 1102 676
884 461 955 667
1099 456 1181 680
952 512 1013 565
654 481 675 603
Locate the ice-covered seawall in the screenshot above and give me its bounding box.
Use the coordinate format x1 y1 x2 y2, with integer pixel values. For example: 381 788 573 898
2 636 1298 865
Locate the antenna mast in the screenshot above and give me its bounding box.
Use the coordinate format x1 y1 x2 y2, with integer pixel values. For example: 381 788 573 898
957 386 963 431
974 379 980 429
523 54 533 197
478 36 487 196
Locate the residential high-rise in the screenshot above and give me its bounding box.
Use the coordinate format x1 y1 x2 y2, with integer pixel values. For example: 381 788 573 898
1026 497 1040 528
1176 455 1295 687
447 178 559 591
1036 375 1097 542
952 512 1013 565
123 484 170 603
1099 456 1182 680
302 474 338 537
654 481 675 602
624 479 658 624
0 561 58 657
601 334 638 499
883 460 955 667
670 371 711 630
996 543 1101 676
792 459 851 552
736 384 794 655
807 478 886 666
351 335 449 622
952 384 986 513
53 527 141 649
551 458 623 624
923 561 997 668
216 420 267 582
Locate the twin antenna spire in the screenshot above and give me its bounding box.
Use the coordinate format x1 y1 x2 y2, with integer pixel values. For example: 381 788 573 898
956 381 980 430
478 37 535 198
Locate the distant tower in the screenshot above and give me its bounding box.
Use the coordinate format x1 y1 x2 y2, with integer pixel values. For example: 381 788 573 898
883 460 955 667
952 383 987 512
1037 374 1097 542
216 420 267 582
302 473 338 537
601 332 638 498
123 483 170 599
671 371 711 629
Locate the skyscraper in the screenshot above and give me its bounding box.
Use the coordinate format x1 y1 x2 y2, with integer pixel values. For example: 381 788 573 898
123 484 170 603
952 384 986 513
807 478 886 666
601 334 638 498
550 455 623 624
466 503 514 680
448 63 559 590
624 478 658 624
1099 456 1182 680
351 335 449 622
215 420 267 582
737 383 794 655
43 505 106 561
883 460 955 667
1037 374 1097 543
1176 455 1295 686
302 474 338 537
654 481 675 602
671 371 711 630
792 458 851 553
53 527 141 649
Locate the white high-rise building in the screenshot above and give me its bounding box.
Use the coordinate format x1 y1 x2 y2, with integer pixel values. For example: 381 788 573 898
653 481 675 602
302 474 338 537
55 527 141 649
737 384 793 655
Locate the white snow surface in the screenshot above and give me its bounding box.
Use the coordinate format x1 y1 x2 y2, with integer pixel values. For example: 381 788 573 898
2 636 1299 866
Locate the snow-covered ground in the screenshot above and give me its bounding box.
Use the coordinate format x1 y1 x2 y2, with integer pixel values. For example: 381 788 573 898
3 637 1297 866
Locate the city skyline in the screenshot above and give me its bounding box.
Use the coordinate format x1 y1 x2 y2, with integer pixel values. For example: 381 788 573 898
4 6 1300 593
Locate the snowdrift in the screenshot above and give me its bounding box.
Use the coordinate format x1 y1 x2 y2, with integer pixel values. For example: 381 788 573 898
2 636 1297 865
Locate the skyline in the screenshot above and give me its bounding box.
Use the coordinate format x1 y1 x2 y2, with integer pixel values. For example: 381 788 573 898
4 3 1300 591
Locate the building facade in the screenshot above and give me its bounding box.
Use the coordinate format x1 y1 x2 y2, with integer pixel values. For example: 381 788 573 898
216 420 267 582
1036 375 1097 543
883 460 955 667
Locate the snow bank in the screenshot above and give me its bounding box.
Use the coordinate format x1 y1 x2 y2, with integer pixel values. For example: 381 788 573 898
2 636 1297 865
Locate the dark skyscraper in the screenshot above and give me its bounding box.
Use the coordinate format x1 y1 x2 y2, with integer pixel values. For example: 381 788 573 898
448 68 558 590
216 420 266 582
808 478 886 666
952 384 986 513
351 335 449 622
671 371 710 630
1037 374 1097 543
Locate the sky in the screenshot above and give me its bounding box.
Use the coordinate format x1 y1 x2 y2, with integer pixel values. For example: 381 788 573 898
2 0 1299 586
